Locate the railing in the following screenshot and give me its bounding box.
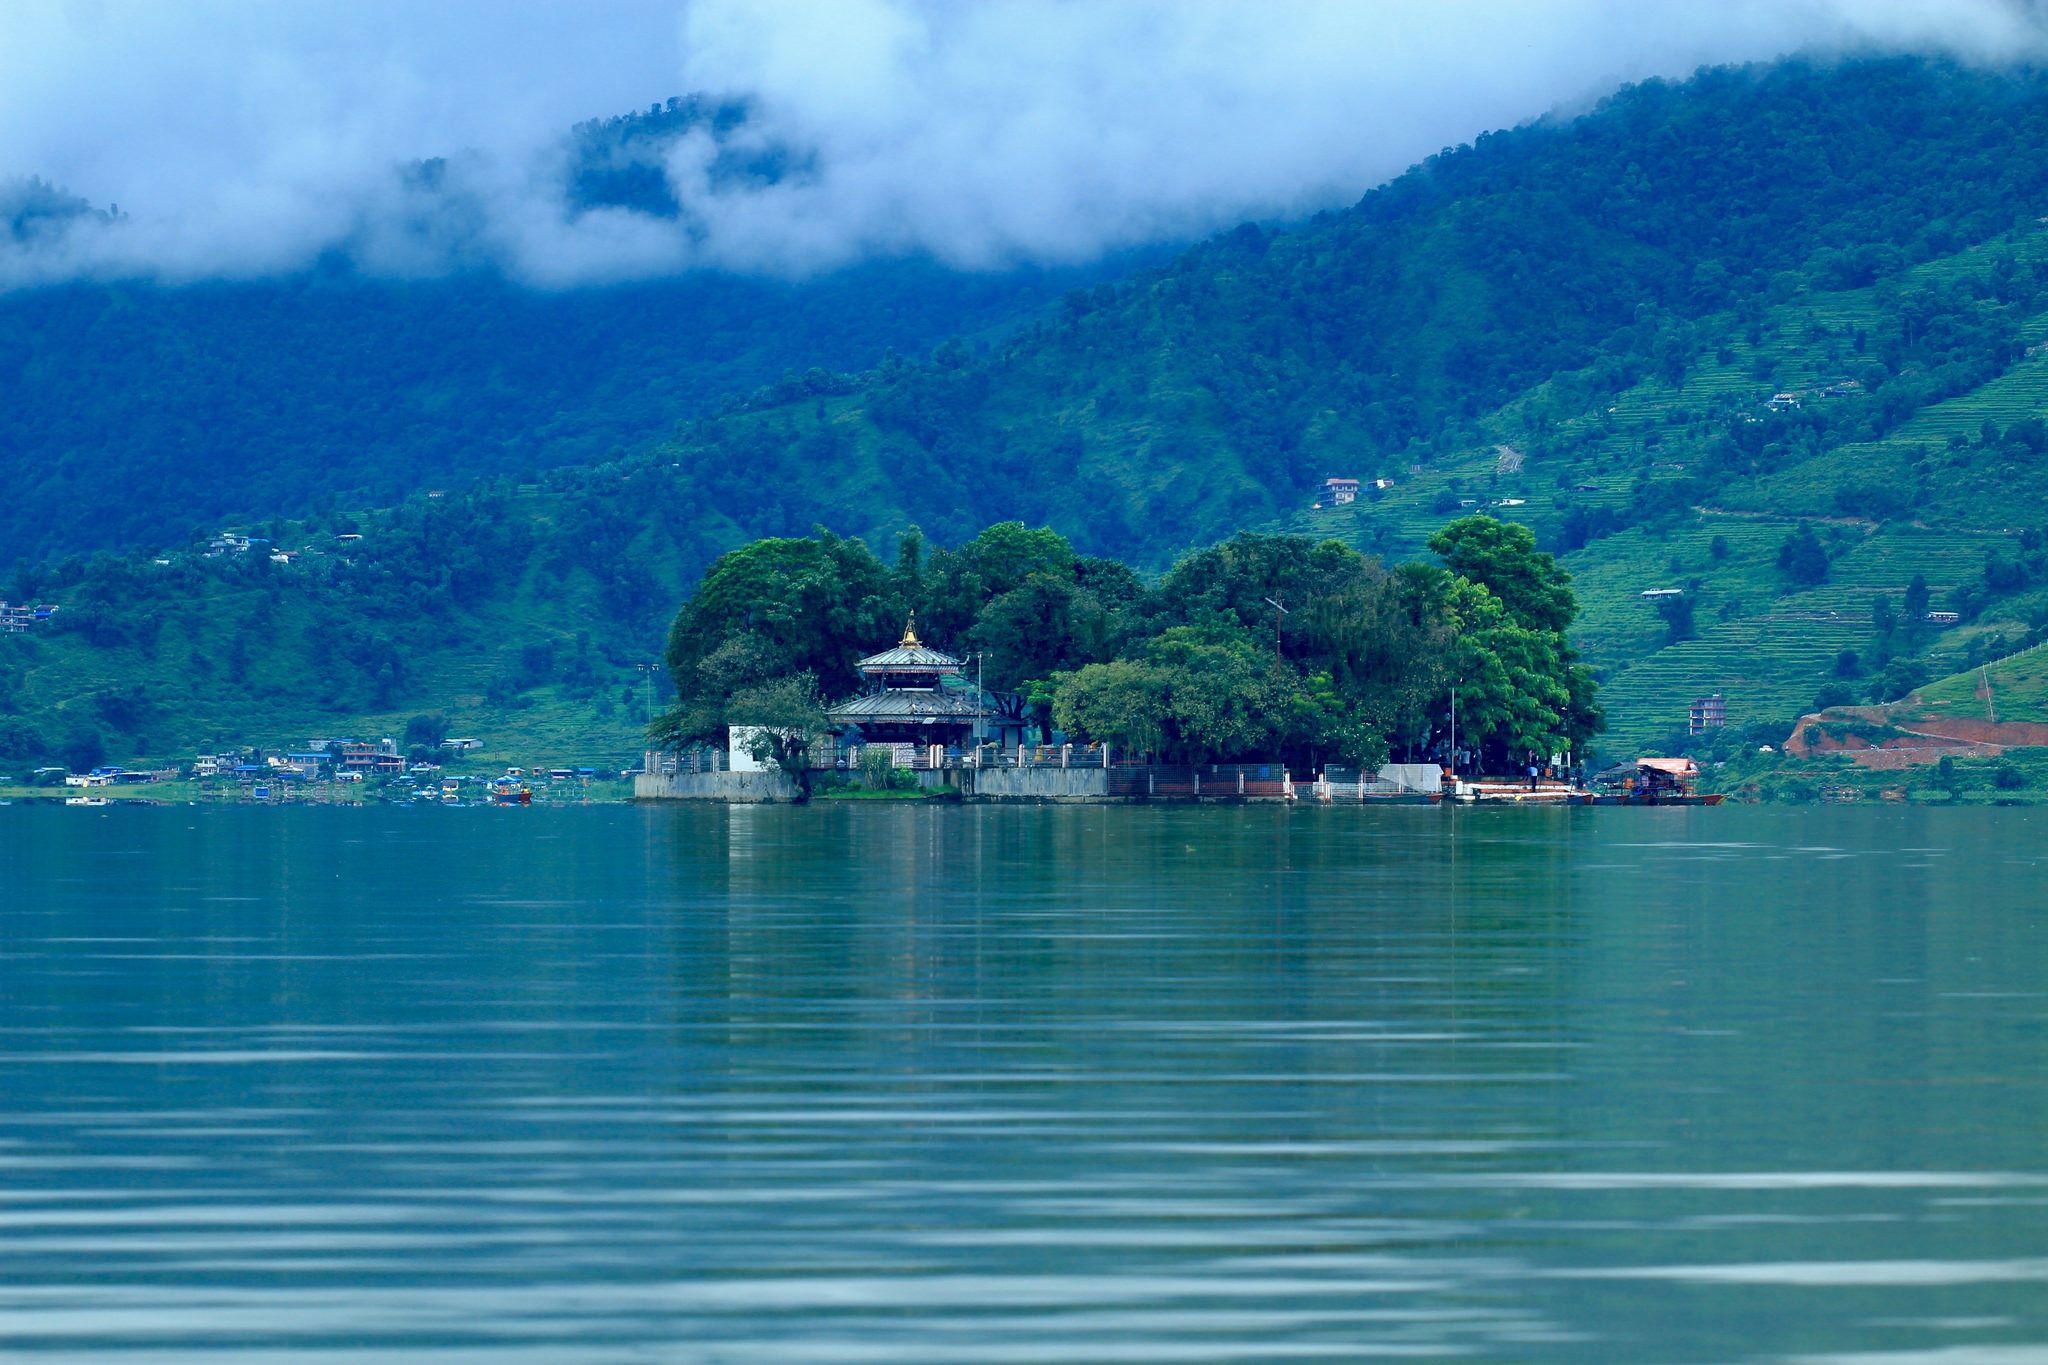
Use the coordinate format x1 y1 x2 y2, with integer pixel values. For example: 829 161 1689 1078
814 742 1116 772
1107 763 1295 799
643 748 730 777
1318 765 1441 799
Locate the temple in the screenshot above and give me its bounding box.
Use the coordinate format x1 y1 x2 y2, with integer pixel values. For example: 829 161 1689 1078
827 618 1024 751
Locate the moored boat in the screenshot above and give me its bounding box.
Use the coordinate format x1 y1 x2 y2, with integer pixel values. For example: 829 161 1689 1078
1581 756 1723 805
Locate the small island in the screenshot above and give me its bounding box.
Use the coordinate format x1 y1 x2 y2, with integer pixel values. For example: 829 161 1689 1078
641 515 1603 803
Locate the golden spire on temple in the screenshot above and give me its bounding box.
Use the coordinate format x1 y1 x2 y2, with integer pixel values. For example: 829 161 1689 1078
900 613 921 647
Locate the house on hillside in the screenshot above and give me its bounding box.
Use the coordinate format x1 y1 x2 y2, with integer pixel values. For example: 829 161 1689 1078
1689 693 1727 736
1765 392 1801 412
1639 587 1684 599
1 602 58 633
1314 477 1361 508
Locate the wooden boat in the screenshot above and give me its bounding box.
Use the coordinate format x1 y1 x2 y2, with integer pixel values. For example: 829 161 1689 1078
1579 790 1725 806
1581 756 1724 805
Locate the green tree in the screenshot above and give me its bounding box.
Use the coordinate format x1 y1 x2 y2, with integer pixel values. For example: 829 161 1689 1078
1150 533 1370 643
919 522 1078 642
1655 592 1695 644
967 572 1128 692
1052 659 1169 758
1778 525 1830 586
1904 572 1931 619
1443 580 1579 768
662 531 902 705
1868 657 1929 704
1140 627 1282 763
654 672 829 802
1427 515 1576 632
403 712 451 751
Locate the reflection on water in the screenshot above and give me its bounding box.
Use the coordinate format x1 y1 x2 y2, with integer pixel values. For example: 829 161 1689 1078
2 804 2046 1360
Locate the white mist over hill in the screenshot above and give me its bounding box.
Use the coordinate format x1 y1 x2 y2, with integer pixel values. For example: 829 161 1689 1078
2 0 2043 286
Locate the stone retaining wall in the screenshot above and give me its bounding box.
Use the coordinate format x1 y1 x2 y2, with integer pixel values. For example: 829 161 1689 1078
968 768 1112 801
633 770 801 802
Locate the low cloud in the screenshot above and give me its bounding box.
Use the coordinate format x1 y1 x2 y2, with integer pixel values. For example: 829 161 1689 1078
2 0 2045 288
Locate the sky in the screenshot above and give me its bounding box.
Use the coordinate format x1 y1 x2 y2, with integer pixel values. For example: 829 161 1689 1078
1 0 2045 288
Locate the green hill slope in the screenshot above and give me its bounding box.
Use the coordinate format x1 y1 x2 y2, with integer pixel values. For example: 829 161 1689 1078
14 56 2048 769
0 99 1155 568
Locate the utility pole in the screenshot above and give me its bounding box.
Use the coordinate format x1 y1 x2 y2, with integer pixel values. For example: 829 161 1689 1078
1263 596 1289 663
1448 684 1457 775
635 662 659 727
974 650 986 758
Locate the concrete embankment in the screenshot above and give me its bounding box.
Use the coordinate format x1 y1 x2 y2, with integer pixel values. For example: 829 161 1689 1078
633 767 1129 803
968 768 1111 801
634 768 965 802
634 770 802 802
634 762 1452 804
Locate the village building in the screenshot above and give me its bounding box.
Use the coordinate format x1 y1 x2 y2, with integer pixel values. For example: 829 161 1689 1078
338 740 406 775
1689 693 1727 736
0 602 59 633
1315 476 1361 508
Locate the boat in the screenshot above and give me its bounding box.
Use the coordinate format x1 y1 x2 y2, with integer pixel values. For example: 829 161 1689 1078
64 796 110 807
1580 756 1725 806
490 777 532 806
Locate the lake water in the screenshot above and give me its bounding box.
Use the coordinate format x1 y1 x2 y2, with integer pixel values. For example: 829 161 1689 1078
3 803 2046 1362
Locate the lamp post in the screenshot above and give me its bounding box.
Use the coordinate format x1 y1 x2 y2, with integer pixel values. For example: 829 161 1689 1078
968 650 987 762
634 662 659 728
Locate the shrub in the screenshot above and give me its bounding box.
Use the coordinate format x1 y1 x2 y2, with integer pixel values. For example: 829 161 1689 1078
1812 682 1856 710
1778 525 1829 586
858 746 897 790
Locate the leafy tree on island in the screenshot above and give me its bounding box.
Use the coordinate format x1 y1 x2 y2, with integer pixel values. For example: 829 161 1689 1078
651 671 830 802
654 519 1603 782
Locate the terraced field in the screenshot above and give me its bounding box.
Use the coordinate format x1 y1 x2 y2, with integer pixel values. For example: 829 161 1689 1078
1571 518 2027 751
1596 614 1865 748
1910 640 2048 724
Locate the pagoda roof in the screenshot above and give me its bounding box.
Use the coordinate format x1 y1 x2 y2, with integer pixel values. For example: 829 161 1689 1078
857 616 960 670
859 643 962 670
828 690 983 722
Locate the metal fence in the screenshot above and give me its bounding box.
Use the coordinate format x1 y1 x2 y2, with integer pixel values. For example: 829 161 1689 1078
1108 763 1294 799
1317 764 1442 800
644 748 731 777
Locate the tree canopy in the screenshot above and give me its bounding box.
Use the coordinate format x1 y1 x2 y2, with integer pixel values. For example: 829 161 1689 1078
654 520 1602 773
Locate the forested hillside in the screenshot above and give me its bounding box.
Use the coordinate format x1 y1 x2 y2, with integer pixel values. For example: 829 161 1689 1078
0 99 1152 566
13 56 2048 772
608 57 2048 567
